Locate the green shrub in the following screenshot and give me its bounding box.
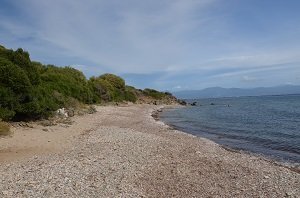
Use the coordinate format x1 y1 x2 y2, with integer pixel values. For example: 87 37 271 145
143 88 165 99
99 73 125 90
0 121 11 136
0 86 19 112
40 66 91 102
64 97 82 109
164 92 173 96
0 44 178 121
124 86 137 102
111 88 125 102
0 108 15 121
88 77 114 102
0 59 32 93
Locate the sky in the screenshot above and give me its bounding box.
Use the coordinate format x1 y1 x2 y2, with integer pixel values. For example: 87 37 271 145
1 0 300 91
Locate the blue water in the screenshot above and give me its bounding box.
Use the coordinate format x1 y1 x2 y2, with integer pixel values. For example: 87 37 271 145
160 95 300 164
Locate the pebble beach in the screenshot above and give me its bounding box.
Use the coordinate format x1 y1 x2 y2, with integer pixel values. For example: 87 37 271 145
0 105 299 197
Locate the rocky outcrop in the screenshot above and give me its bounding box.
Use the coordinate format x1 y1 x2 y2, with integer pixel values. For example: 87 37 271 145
191 102 197 106
177 99 187 105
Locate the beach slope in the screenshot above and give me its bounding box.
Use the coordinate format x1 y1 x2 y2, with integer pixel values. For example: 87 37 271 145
0 105 299 197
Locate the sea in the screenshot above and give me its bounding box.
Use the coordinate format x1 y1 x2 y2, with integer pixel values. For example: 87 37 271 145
160 95 300 164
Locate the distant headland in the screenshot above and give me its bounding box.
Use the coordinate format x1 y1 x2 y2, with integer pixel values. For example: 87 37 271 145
173 85 300 99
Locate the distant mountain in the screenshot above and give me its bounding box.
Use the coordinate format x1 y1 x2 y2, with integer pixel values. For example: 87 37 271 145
173 85 300 99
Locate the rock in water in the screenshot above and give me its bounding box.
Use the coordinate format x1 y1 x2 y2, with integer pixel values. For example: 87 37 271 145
191 102 197 106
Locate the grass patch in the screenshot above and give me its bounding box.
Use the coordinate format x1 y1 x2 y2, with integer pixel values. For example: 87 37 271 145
0 121 11 136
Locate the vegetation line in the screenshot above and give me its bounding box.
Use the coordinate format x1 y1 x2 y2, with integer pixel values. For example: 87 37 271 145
0 45 178 122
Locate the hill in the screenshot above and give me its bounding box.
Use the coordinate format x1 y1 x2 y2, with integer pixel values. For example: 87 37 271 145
173 85 300 99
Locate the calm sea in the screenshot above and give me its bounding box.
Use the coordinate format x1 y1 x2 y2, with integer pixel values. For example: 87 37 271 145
160 95 300 164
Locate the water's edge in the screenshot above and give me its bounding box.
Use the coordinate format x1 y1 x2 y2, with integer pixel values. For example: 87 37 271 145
153 106 300 174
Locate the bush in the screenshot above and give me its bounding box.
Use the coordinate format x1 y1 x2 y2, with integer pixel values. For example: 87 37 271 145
99 73 125 90
0 86 19 115
143 88 165 99
0 44 178 121
0 59 32 93
124 86 137 102
88 74 129 102
164 92 172 96
0 108 15 121
40 66 91 103
0 121 11 136
88 77 114 102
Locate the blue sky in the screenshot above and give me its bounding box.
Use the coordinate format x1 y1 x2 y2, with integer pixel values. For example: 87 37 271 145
1 0 300 91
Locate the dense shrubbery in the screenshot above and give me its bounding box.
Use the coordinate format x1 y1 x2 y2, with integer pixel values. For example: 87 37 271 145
88 75 138 103
0 45 175 121
124 86 138 103
142 88 166 99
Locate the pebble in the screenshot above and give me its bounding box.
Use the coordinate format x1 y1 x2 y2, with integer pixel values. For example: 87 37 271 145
0 105 299 197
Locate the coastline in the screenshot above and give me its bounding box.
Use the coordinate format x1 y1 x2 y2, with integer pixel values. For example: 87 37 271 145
0 104 299 197
156 106 300 173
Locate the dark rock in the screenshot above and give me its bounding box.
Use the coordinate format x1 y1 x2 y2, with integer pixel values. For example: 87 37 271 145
67 108 75 117
18 122 34 128
39 120 55 127
77 110 84 116
151 112 159 121
177 100 187 105
191 102 197 106
60 118 74 125
87 106 97 114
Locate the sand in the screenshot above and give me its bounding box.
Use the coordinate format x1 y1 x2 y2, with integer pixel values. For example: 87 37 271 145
0 104 299 197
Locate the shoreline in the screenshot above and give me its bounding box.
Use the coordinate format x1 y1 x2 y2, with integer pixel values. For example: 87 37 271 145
0 104 299 197
155 106 300 174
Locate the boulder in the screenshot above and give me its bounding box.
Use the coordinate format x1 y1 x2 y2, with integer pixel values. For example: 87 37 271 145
56 108 68 118
178 100 187 105
87 106 97 114
67 108 75 117
191 102 197 106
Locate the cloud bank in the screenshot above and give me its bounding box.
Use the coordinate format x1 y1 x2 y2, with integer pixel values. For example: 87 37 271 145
1 0 300 90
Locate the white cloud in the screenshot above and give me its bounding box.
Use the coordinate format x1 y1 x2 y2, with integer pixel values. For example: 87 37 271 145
4 0 300 73
2 0 300 89
173 85 182 89
241 75 258 82
5 0 217 73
